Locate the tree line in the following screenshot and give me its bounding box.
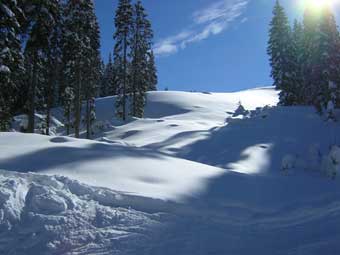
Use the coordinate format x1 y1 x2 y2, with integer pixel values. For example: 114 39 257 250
268 1 340 119
0 0 157 137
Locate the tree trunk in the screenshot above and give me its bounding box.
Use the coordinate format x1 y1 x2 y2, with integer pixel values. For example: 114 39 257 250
74 68 81 138
28 54 37 133
45 77 54 136
123 35 127 121
66 107 70 135
86 99 90 139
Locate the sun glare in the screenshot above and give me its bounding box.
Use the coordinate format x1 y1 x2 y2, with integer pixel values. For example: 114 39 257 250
304 0 338 9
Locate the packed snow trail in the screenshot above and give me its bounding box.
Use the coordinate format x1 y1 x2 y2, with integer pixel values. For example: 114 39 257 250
1 87 340 254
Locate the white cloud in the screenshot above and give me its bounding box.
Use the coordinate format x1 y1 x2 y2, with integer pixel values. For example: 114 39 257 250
240 17 248 23
153 43 178 56
154 0 249 57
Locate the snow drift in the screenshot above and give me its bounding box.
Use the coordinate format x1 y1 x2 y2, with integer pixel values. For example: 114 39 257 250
1 87 340 254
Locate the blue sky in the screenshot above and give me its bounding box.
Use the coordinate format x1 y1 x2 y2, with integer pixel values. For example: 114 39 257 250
94 0 339 92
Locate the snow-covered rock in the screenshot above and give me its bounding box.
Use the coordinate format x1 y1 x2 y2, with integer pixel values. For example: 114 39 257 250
281 154 296 172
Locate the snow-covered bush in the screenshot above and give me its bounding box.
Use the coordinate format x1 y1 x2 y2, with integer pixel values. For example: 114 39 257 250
321 146 340 179
307 144 322 172
283 144 340 179
233 102 249 117
281 154 296 173
93 120 112 133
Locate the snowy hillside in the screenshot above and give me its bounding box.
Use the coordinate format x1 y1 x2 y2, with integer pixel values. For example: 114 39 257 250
2 87 340 255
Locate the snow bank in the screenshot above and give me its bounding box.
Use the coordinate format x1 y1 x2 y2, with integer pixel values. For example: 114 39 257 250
0 170 165 255
0 132 225 202
2 87 340 254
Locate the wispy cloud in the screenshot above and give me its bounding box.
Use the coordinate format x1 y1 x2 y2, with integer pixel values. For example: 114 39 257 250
154 0 249 57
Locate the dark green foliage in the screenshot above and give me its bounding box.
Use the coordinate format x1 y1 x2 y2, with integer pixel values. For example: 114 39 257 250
114 0 133 121
0 0 25 131
24 0 60 133
268 1 340 116
268 1 296 106
130 0 153 118
147 50 158 91
101 53 118 97
62 0 101 138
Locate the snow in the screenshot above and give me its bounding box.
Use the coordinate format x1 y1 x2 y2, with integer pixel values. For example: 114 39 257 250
0 170 164 255
0 65 10 74
0 133 225 201
2 86 340 254
0 3 15 18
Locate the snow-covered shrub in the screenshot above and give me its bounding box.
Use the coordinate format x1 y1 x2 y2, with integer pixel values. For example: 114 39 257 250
93 120 112 133
307 144 322 172
249 105 272 119
321 146 340 179
233 102 249 117
281 154 296 173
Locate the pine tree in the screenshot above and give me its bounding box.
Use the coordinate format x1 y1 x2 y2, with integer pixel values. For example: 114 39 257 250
45 2 63 135
317 7 340 115
24 0 60 133
301 7 323 107
89 97 96 136
63 0 91 138
0 0 25 131
291 20 304 104
130 0 154 117
101 53 117 97
62 86 74 135
83 0 101 139
147 50 157 91
267 0 296 105
114 0 133 121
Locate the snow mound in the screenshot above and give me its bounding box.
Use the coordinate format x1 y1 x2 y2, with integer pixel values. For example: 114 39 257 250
3 87 340 254
0 133 225 202
0 170 165 255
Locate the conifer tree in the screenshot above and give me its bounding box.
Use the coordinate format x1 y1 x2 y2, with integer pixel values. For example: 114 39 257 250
317 7 340 115
0 0 25 131
63 86 74 135
114 0 133 121
63 0 91 138
301 7 323 106
291 20 305 104
268 0 296 105
130 0 147 117
130 0 154 117
24 0 60 133
147 50 158 91
44 3 63 135
83 0 101 139
101 53 116 97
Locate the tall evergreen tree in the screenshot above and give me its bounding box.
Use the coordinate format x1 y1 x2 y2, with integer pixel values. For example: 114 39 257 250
62 86 74 136
113 0 133 121
24 0 60 133
83 0 101 139
63 0 91 138
147 50 157 91
268 0 296 105
291 19 305 104
44 2 63 135
130 0 147 117
101 53 117 97
130 0 155 117
301 7 323 107
317 7 340 115
0 0 25 131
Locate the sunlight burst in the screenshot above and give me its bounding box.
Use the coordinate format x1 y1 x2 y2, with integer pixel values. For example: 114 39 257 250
304 0 338 10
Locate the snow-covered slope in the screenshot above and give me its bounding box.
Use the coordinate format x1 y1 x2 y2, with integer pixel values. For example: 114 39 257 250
0 133 224 201
1 87 340 255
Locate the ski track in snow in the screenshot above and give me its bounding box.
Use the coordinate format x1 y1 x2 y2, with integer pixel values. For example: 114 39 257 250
1 87 340 254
